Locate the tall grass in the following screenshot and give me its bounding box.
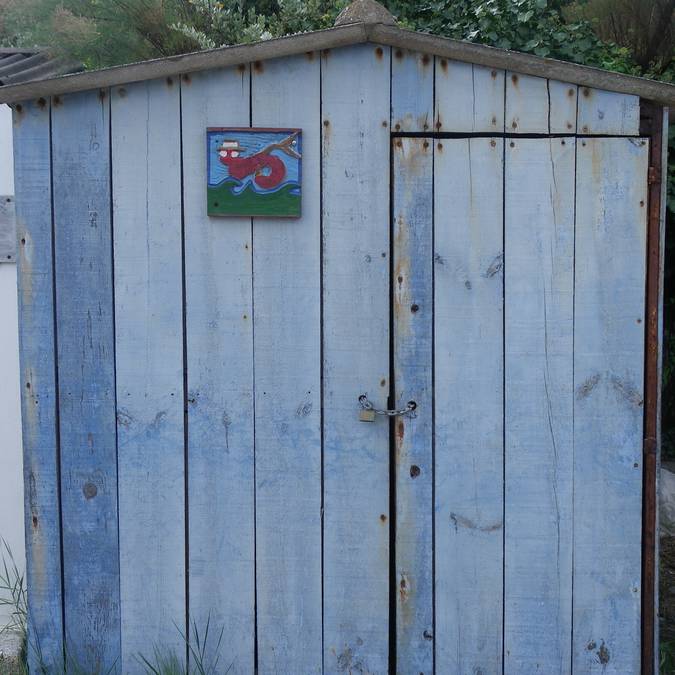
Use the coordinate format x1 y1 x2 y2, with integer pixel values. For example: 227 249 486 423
0 538 229 674
137 615 230 675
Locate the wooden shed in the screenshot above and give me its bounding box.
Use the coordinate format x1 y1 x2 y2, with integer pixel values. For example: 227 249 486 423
4 1 675 672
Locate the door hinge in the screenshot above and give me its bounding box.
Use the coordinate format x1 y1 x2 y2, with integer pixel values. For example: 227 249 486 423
643 436 657 456
648 166 661 185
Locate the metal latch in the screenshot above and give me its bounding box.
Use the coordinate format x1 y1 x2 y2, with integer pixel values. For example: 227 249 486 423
358 394 417 422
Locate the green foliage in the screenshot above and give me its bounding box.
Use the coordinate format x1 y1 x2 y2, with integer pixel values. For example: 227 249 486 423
0 0 650 75
0 0 348 68
137 614 228 675
170 0 347 53
389 0 639 72
0 538 230 675
137 648 186 675
1 0 201 69
662 637 675 674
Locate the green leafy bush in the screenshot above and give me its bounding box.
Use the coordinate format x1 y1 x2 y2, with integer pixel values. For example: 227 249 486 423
391 0 639 72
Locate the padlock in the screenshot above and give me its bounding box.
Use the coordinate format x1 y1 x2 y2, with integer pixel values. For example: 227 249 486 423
359 408 376 422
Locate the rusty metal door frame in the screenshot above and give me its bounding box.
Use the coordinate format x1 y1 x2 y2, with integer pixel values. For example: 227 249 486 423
640 100 668 675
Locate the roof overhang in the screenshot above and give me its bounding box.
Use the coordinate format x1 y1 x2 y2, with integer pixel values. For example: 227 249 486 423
0 22 673 108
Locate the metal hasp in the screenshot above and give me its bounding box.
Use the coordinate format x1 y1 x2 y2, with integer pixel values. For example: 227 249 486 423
0 195 15 262
640 100 668 675
358 393 417 419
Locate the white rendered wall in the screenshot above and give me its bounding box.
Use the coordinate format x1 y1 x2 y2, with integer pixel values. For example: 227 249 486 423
0 101 24 628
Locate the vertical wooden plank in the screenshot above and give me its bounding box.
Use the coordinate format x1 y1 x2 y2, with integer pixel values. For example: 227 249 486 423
52 89 120 672
392 136 433 674
251 53 322 674
111 78 185 669
504 138 575 674
573 137 647 674
435 59 504 133
505 73 548 133
13 99 64 672
549 81 578 134
434 137 504 674
181 66 254 673
577 88 640 135
322 43 390 675
391 49 433 133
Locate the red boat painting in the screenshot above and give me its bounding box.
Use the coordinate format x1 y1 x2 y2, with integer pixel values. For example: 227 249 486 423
207 127 302 218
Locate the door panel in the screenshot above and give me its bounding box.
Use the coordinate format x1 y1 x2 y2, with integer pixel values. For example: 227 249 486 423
504 138 576 674
392 135 646 675
572 137 648 674
182 67 255 672
392 137 434 674
321 43 392 675
252 54 323 674
433 137 505 674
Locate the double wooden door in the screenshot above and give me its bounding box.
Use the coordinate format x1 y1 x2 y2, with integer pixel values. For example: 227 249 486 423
326 135 647 674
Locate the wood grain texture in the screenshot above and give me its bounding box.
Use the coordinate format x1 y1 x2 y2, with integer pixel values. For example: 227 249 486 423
577 88 640 135
13 99 64 672
392 136 433 674
505 72 548 133
51 89 120 672
435 59 505 133
181 66 255 674
322 43 391 675
549 81 578 134
434 137 504 674
504 137 575 675
251 53 323 674
391 49 433 133
573 137 648 674
111 77 185 670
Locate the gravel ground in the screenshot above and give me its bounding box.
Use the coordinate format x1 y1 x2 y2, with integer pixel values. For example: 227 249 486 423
0 632 20 658
0 632 21 675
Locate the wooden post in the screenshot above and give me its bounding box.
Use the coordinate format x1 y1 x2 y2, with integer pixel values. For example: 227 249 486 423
640 100 669 675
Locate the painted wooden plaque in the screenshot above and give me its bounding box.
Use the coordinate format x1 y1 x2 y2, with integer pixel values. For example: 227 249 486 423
207 127 302 217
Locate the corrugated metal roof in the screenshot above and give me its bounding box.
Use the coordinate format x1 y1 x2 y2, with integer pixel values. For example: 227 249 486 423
0 48 82 88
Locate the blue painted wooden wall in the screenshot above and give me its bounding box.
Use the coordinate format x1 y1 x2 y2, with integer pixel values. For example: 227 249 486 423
13 44 650 674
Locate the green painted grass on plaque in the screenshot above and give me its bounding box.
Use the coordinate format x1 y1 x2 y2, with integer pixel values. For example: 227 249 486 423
207 180 301 217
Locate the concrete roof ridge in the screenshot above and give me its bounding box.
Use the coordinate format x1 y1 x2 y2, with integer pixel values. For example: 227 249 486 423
334 0 396 27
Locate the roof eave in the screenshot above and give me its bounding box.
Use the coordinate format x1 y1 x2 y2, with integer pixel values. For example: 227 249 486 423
0 23 369 105
370 24 675 108
0 21 673 109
